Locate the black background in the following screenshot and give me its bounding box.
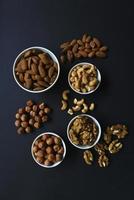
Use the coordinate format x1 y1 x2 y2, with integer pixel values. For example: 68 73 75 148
0 0 134 199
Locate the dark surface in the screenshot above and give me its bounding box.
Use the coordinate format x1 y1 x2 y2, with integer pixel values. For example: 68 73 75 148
0 0 134 199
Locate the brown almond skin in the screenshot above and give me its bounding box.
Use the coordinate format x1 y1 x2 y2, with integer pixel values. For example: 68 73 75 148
37 81 49 87
90 41 96 48
72 43 78 53
38 61 46 77
18 59 28 71
78 50 87 57
88 51 95 58
82 33 87 43
27 57 32 69
99 46 108 52
77 40 84 46
86 35 91 42
67 50 73 62
38 53 50 65
48 67 55 78
33 87 45 91
70 39 77 46
24 72 30 81
60 42 70 49
35 74 42 81
25 79 32 89
24 50 32 58
93 37 101 47
19 73 24 82
96 51 106 58
32 56 39 64
31 63 38 74
60 55 66 64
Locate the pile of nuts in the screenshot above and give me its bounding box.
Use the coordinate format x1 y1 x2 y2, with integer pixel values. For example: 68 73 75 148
83 124 128 167
32 134 64 166
15 100 51 134
60 33 108 64
15 49 58 91
61 90 95 115
69 116 98 146
69 63 99 93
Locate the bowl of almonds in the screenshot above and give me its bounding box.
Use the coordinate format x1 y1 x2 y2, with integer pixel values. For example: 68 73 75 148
67 114 101 149
68 62 101 94
13 47 60 93
31 132 66 168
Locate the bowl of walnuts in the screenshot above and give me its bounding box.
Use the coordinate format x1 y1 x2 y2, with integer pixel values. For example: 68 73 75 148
67 114 101 149
31 132 66 168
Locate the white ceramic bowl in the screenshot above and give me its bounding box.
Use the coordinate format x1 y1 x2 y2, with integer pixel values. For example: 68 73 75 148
67 114 101 149
31 132 66 168
13 46 60 93
68 62 101 95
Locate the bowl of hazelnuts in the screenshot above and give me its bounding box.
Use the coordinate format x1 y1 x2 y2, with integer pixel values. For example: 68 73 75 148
31 132 66 168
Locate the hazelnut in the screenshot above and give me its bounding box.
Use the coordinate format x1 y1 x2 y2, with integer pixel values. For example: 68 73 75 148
30 111 36 117
56 154 62 162
47 154 55 162
42 134 49 141
54 137 61 145
25 126 32 133
36 157 44 164
32 105 38 112
44 159 51 166
21 121 28 128
34 122 41 129
53 145 60 152
46 146 53 154
39 110 44 117
15 113 20 119
34 116 41 122
18 108 25 114
15 120 21 127
26 100 34 107
39 103 45 110
42 115 48 123
38 141 44 149
32 145 38 153
44 107 51 114
58 147 64 154
36 150 44 157
29 118 35 126
21 114 28 121
25 106 31 113
46 137 54 145
17 127 24 134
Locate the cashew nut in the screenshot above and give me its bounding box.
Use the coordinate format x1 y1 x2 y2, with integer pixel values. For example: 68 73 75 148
61 100 68 111
89 103 95 111
73 98 85 105
72 105 81 112
67 108 73 115
62 90 70 101
82 103 88 113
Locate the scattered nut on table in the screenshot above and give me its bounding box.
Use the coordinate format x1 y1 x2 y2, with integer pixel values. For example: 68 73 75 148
98 155 109 167
15 100 51 134
83 150 93 165
62 90 70 101
108 139 123 154
61 100 68 111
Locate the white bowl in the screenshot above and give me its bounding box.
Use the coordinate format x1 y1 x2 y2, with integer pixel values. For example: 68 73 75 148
68 62 101 95
31 132 66 168
67 114 101 149
13 46 60 93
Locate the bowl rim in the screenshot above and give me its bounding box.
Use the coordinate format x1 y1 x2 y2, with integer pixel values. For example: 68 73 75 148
67 114 101 149
31 132 66 168
13 46 60 93
68 62 101 95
